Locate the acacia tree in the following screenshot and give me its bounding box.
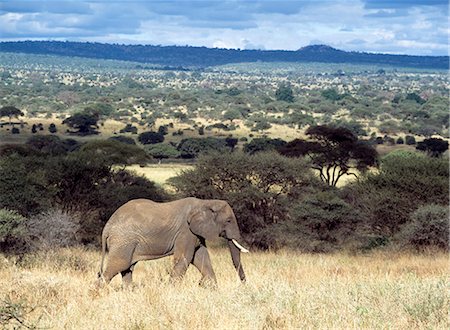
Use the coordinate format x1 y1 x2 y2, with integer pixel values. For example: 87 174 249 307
279 125 378 186
62 112 99 135
416 138 448 157
0 106 24 126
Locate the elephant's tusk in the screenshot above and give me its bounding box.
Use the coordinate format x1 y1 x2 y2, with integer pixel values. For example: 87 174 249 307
232 239 249 253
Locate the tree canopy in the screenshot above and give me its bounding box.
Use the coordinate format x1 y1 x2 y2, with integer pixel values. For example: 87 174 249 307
0 106 24 125
62 111 99 135
278 125 378 186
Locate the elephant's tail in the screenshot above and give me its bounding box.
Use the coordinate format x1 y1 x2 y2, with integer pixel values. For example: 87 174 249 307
98 230 108 280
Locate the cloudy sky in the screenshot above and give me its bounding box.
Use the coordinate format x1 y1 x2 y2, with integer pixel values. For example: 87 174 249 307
0 0 448 56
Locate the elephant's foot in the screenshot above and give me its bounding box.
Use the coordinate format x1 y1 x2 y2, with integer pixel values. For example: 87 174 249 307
199 276 217 289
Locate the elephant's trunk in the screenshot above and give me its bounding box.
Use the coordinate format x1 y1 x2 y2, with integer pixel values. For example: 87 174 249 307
227 239 246 282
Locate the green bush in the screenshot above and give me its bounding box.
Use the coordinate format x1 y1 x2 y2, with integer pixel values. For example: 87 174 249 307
284 191 364 252
0 154 52 216
170 151 317 248
177 137 228 158
398 204 449 250
0 209 28 254
343 151 449 237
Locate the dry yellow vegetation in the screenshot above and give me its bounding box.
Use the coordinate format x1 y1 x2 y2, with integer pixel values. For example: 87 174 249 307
0 247 447 329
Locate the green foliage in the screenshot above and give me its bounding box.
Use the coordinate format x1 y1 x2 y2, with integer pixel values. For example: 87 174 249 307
108 135 136 145
405 135 416 145
0 105 24 123
321 89 345 101
138 131 165 144
119 123 138 134
332 120 367 137
177 137 228 159
243 137 286 155
275 84 294 102
26 135 78 155
62 111 99 135
285 191 364 252
223 108 242 122
416 138 448 157
405 92 426 105
398 204 449 250
145 143 180 160
0 154 52 216
0 209 26 246
279 125 378 186
170 151 317 247
48 123 57 133
343 151 449 237
78 139 149 166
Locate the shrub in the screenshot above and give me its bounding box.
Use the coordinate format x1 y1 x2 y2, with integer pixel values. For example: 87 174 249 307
138 131 165 144
416 138 449 157
287 191 364 252
0 154 52 216
170 151 317 247
405 135 416 145
108 135 136 145
398 204 449 250
0 209 28 254
177 137 228 158
48 123 57 133
343 151 449 237
145 143 180 160
26 209 80 249
119 123 138 134
244 137 286 155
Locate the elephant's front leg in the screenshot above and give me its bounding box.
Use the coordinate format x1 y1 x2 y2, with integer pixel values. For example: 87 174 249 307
170 233 197 281
192 245 217 287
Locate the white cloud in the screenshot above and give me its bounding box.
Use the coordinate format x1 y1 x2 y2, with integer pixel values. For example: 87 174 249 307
0 0 447 55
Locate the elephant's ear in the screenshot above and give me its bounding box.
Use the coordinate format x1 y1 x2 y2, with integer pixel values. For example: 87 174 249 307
188 207 220 240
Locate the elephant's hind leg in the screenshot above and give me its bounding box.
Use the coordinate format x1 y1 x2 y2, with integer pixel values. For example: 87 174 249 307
121 264 135 289
102 244 136 285
192 245 217 287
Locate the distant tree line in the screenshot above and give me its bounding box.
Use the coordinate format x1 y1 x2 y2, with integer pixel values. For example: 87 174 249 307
0 41 447 69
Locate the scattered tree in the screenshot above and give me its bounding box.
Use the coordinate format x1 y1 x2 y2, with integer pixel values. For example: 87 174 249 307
138 131 165 145
416 138 449 157
62 112 99 135
0 106 24 126
279 125 378 186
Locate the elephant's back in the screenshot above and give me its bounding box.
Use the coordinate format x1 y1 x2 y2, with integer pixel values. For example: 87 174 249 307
105 198 186 230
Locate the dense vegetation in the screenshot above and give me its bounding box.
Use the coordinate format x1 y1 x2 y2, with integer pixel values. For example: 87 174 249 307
1 41 448 69
0 52 448 254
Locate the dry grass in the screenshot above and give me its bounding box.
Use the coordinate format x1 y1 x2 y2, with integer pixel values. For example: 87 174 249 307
0 248 448 329
125 164 193 188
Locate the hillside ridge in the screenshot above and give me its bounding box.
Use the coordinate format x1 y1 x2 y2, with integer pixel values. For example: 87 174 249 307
0 40 448 69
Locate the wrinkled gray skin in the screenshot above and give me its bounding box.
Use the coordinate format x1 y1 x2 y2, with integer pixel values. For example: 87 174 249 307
98 197 247 287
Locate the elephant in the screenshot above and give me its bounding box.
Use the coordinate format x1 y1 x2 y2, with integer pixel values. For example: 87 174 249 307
98 197 248 287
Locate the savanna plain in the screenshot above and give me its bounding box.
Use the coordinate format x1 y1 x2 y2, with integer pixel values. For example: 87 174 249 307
0 247 447 329
0 52 449 330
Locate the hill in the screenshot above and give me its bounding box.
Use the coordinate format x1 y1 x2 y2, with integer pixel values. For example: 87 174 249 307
0 41 447 69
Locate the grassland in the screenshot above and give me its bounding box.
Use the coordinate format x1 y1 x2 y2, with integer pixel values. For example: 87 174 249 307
0 248 447 329
125 163 193 189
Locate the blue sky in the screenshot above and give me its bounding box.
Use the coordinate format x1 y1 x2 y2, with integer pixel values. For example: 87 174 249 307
0 0 448 56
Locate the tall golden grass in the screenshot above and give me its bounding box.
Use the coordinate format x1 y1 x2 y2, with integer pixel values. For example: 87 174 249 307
0 247 447 329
